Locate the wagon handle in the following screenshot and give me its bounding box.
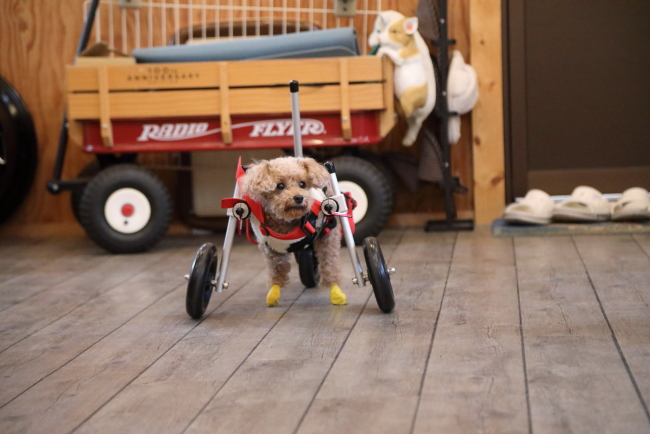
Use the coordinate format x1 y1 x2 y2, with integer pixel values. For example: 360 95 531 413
289 80 303 158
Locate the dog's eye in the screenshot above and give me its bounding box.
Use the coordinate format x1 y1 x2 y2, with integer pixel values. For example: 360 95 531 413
276 183 285 190
299 181 306 188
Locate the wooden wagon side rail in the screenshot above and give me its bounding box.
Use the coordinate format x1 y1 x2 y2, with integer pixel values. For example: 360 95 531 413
66 56 394 148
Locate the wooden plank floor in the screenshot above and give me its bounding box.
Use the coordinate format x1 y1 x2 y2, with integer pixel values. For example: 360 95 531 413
0 229 649 434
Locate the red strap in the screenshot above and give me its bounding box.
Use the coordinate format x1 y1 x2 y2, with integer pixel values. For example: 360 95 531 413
221 198 245 209
304 221 316 234
345 193 356 234
246 220 258 245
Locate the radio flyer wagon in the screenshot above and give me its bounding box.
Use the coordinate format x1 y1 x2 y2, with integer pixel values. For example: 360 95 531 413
185 81 396 316
48 0 396 253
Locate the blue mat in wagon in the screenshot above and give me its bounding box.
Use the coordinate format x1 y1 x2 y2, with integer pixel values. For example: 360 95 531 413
132 27 360 63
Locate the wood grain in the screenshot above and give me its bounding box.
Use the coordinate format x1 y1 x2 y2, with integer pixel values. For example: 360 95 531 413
413 228 528 433
68 83 385 120
0 242 197 407
66 56 384 91
182 231 403 434
0 246 168 352
0 240 266 434
515 236 650 433
296 230 456 434
470 0 505 223
574 235 650 414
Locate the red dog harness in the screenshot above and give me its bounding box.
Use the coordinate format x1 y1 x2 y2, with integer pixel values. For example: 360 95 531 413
221 158 355 254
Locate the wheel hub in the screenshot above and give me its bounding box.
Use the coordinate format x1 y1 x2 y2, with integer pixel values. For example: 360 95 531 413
104 188 151 234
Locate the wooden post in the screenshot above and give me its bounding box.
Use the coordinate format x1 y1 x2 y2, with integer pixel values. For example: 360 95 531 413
470 0 506 224
219 62 233 145
339 58 351 140
379 55 395 137
97 65 113 148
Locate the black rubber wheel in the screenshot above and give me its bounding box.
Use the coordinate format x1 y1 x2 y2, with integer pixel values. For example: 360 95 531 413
0 76 38 224
70 160 101 223
331 156 393 245
186 242 217 319
78 164 172 253
363 237 395 313
358 151 398 206
294 247 320 288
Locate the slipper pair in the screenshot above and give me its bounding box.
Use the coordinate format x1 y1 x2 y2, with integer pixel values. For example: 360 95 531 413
504 186 650 225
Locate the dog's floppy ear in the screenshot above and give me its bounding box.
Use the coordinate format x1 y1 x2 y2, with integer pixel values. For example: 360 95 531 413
240 160 276 197
300 158 330 189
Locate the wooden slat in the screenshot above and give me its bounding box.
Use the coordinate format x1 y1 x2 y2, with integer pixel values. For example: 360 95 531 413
296 230 456 434
575 236 650 415
379 55 395 137
413 229 528 433
97 65 114 148
0 242 267 434
66 57 384 92
0 244 197 407
67 83 385 120
181 232 403 434
515 236 650 433
70 248 308 434
0 248 168 353
470 0 506 224
219 62 233 144
339 58 352 141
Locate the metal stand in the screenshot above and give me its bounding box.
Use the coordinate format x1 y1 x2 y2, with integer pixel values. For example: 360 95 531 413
424 0 474 232
47 0 101 195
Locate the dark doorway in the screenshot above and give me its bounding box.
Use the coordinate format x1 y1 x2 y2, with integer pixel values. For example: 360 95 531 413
504 0 650 199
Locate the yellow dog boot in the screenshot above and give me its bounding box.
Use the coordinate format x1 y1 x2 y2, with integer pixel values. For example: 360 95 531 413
266 285 281 307
330 284 347 305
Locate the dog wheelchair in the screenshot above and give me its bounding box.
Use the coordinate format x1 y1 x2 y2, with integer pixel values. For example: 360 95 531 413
185 82 396 317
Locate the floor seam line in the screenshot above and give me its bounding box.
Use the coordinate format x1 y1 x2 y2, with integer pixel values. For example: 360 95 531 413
513 238 533 434
409 231 458 434
179 285 308 434
0 249 177 356
572 236 650 423
67 265 266 434
0 282 184 411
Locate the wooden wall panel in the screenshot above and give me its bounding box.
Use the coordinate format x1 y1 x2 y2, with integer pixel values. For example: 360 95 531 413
0 0 477 231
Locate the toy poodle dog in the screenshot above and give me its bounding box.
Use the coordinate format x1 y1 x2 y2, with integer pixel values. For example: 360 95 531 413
239 156 347 307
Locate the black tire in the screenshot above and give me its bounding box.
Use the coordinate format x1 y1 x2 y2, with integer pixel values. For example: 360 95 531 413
331 156 393 245
186 242 217 319
78 164 172 253
0 76 38 224
358 151 398 206
363 237 395 313
294 247 320 288
70 160 101 223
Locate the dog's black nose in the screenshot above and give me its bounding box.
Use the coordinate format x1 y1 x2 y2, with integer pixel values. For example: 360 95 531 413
294 195 304 204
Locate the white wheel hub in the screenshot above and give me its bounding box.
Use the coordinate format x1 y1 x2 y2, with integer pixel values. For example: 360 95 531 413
104 188 151 234
338 180 368 224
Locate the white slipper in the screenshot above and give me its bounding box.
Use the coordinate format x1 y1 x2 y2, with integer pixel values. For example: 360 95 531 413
504 189 555 225
552 186 610 222
611 187 650 221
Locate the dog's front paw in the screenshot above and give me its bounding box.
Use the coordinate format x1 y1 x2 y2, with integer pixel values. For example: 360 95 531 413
266 285 281 307
329 284 347 305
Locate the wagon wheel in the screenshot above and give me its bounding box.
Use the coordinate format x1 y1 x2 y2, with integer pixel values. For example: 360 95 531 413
363 237 395 313
78 164 172 253
294 247 320 288
70 160 101 223
331 156 393 245
186 242 218 319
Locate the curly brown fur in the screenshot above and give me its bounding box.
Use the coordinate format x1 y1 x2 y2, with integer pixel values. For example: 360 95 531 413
239 156 343 293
